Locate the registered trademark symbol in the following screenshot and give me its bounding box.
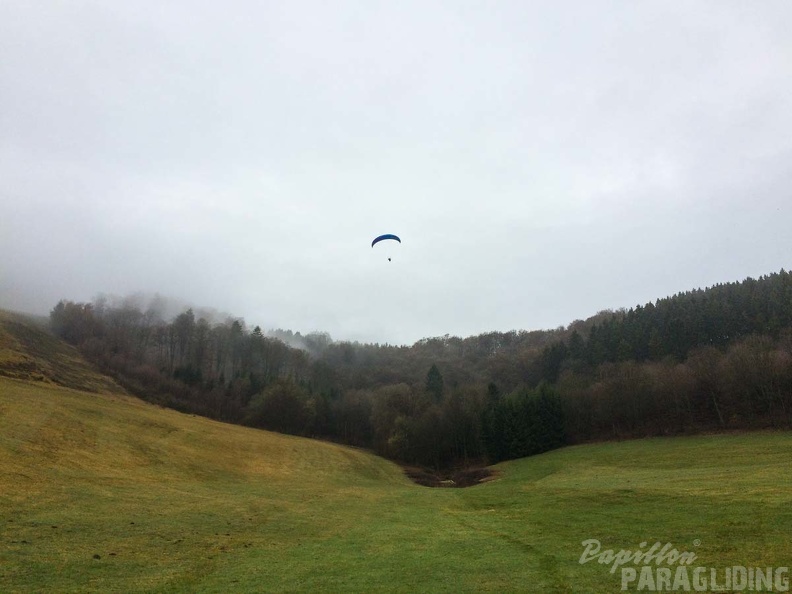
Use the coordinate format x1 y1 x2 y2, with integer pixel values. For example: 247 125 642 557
693 539 701 547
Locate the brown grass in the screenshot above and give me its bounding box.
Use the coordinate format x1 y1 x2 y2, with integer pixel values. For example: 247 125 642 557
0 310 121 393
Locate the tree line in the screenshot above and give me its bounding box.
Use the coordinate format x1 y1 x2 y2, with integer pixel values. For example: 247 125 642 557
50 269 792 470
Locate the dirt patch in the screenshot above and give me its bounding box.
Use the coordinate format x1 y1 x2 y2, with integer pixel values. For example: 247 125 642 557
403 466 498 488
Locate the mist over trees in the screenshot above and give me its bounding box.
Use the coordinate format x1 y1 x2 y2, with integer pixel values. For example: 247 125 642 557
50 269 792 471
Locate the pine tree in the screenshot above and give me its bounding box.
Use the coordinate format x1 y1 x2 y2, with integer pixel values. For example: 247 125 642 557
425 364 444 402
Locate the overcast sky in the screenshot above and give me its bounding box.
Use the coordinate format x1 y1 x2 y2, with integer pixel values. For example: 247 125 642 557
2 1 791 344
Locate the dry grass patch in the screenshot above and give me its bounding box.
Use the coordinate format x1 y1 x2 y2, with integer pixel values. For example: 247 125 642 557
0 310 121 393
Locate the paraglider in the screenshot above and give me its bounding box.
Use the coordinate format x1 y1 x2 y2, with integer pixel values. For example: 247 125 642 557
371 234 401 262
371 234 401 248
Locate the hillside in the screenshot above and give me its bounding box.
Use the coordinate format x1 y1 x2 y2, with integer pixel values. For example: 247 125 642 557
44 270 792 472
1 308 791 592
0 310 121 393
1 315 791 592
3 375 792 592
0 376 410 592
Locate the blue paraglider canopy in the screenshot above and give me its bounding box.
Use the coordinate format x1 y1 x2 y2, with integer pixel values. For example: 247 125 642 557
371 234 401 248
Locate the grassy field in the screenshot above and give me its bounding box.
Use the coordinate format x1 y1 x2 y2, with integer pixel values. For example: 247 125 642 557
2 374 791 593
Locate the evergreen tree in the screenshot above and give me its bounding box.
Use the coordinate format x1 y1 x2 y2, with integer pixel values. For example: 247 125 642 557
426 363 444 402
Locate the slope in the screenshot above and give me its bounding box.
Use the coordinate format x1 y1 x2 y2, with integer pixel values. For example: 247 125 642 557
0 310 121 393
0 376 411 592
1 315 791 592
3 375 792 593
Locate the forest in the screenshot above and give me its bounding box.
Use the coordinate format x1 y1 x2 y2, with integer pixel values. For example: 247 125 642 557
49 269 792 470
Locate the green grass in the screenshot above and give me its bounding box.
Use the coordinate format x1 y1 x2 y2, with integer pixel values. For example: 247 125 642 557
2 376 791 593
